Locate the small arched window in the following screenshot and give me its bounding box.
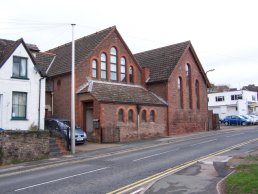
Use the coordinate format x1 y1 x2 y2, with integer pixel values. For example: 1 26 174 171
141 110 147 122
129 66 134 83
150 110 155 122
118 109 124 122
120 57 126 82
195 80 200 109
92 60 97 79
101 53 107 80
110 47 117 81
128 109 134 122
186 64 192 109
178 77 183 109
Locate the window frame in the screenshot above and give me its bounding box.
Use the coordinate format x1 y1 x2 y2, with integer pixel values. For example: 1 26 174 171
110 47 117 81
150 110 155 122
12 91 27 120
185 64 192 109
12 56 28 79
178 77 183 109
120 57 126 82
215 96 225 102
128 109 134 122
195 80 200 109
92 59 97 79
129 66 134 83
100 53 107 80
141 110 147 122
118 109 124 122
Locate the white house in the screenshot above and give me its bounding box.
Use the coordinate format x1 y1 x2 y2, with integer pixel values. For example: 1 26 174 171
208 90 258 119
0 38 45 130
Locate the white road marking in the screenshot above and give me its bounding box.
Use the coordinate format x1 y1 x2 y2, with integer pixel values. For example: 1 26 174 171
226 133 245 137
130 187 145 194
133 148 179 162
190 139 217 147
14 167 109 192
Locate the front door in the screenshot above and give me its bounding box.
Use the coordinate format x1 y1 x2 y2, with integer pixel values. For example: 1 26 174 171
86 107 93 133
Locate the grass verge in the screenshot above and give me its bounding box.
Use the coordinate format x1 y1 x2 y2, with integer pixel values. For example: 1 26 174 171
225 155 258 194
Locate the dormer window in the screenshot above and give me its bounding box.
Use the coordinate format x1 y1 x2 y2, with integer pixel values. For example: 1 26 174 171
12 56 28 79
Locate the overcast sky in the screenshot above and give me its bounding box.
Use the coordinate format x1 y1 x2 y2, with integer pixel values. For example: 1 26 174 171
1 0 258 89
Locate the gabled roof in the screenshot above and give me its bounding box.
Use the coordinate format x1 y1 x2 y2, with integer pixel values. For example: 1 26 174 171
0 38 43 76
45 26 115 77
134 41 190 83
78 81 167 106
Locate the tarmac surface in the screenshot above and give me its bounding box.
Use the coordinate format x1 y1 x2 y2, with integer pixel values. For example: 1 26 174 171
0 125 257 193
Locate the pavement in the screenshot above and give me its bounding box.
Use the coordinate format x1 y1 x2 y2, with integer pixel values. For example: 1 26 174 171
0 125 255 193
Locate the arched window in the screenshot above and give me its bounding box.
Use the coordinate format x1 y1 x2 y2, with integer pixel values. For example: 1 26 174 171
186 64 192 109
141 110 146 122
195 80 200 109
150 110 155 122
92 60 97 79
118 109 124 122
129 66 134 83
178 77 183 109
120 57 126 82
128 109 134 122
110 47 117 81
101 53 107 80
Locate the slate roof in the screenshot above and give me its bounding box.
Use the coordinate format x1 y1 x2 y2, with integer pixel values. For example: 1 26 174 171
78 81 167 106
35 52 56 76
134 41 190 83
45 26 115 77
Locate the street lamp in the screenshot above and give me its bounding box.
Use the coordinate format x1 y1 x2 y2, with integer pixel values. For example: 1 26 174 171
205 69 215 74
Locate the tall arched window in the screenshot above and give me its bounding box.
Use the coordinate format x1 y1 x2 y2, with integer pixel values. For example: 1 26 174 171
186 64 192 109
129 66 134 83
101 53 107 80
118 109 124 122
178 77 183 109
128 109 134 122
150 110 155 122
92 60 97 79
195 80 200 109
120 57 126 82
141 110 147 122
110 47 117 81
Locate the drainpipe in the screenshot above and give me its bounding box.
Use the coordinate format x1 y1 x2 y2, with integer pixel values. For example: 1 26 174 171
38 77 44 130
51 91 54 116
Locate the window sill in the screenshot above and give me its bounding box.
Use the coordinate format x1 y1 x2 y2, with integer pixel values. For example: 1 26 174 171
11 118 28 121
11 76 29 80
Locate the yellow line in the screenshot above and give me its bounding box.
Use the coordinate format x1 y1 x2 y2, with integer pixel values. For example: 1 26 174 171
107 138 258 194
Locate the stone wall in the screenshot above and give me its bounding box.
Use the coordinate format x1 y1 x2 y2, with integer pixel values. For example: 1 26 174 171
0 130 50 165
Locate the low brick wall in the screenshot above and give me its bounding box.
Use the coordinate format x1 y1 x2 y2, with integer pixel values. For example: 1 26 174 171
0 130 50 165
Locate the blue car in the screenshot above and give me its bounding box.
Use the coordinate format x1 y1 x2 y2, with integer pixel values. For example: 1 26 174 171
223 115 251 126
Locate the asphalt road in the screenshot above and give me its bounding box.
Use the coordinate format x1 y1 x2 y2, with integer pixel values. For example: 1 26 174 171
0 126 258 194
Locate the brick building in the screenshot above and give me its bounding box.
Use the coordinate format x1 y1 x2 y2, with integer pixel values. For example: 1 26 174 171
36 26 210 142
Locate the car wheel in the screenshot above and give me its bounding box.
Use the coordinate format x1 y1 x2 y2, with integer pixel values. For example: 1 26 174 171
225 122 229 126
242 122 246 126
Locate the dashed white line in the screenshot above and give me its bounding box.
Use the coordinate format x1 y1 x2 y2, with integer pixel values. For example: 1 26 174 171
15 167 109 192
190 139 217 147
226 133 245 137
133 148 179 162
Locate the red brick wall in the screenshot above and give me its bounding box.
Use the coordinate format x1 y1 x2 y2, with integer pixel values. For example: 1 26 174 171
167 48 208 135
100 103 167 142
147 82 168 101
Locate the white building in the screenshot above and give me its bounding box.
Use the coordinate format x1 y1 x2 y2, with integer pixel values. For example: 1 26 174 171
208 90 258 119
0 38 45 130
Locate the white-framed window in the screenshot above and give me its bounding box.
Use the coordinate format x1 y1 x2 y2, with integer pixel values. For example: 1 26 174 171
12 56 28 79
12 92 27 120
120 57 126 82
110 47 117 81
92 60 97 79
101 53 107 80
231 94 242 100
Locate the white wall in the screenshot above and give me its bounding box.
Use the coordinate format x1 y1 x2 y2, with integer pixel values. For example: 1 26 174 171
0 44 45 130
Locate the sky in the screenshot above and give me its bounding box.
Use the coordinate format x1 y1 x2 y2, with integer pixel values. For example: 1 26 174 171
1 0 258 89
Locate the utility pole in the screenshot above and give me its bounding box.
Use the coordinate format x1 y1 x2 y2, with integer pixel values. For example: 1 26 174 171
71 24 76 154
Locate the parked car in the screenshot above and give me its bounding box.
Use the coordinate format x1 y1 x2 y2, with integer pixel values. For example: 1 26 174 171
223 115 252 126
241 115 258 125
45 118 87 144
248 115 258 125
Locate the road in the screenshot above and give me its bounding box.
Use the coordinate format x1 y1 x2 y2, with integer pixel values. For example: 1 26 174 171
0 126 258 194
